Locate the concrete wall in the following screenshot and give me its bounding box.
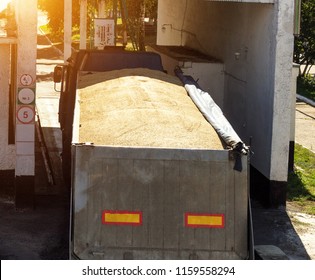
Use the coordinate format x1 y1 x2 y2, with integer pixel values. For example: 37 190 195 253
0 44 15 170
157 0 295 184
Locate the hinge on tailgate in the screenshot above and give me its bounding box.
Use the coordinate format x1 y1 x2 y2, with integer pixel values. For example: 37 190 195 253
229 142 249 172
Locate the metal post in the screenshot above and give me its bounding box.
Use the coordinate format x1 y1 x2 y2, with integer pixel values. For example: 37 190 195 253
294 0 301 36
64 0 72 60
113 0 117 45
99 0 106 18
80 0 87 49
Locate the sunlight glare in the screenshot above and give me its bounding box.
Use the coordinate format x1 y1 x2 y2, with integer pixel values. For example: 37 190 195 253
0 0 12 12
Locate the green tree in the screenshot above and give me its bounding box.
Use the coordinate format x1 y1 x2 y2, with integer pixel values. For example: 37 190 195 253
144 0 158 21
38 0 81 36
38 0 157 50
123 0 157 50
123 0 145 50
294 0 315 76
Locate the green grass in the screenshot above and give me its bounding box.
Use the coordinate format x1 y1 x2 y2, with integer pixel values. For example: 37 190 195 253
297 75 315 102
287 144 315 215
39 24 51 35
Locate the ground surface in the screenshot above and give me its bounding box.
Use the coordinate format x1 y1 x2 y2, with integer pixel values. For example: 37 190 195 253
295 101 315 153
252 200 315 260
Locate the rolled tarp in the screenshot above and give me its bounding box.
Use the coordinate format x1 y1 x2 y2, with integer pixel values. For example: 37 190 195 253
175 67 248 156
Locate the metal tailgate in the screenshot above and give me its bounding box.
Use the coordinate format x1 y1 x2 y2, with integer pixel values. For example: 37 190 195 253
71 144 249 260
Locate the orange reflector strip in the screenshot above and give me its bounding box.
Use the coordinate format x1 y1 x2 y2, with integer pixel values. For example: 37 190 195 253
185 213 224 228
102 210 142 226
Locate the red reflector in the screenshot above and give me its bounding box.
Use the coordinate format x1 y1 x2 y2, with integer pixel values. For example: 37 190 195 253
185 213 224 228
102 210 142 226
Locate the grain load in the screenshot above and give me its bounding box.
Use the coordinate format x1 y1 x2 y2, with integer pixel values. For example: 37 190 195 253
77 68 224 149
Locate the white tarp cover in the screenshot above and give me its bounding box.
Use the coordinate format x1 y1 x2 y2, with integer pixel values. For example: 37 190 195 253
175 69 248 156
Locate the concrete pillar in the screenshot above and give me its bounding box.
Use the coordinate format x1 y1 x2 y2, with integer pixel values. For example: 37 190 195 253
288 63 300 172
64 0 72 60
269 0 295 206
14 0 37 208
80 0 87 50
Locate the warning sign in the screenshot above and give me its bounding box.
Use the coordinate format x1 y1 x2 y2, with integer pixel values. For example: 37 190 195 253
94 18 115 48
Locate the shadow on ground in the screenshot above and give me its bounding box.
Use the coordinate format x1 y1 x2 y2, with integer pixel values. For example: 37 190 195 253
252 200 311 260
0 123 70 260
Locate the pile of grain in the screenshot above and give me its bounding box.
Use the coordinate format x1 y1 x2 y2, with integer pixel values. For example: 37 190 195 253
77 68 224 149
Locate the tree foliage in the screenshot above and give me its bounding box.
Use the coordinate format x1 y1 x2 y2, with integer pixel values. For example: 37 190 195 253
294 0 315 76
38 0 157 50
124 0 157 50
38 0 79 35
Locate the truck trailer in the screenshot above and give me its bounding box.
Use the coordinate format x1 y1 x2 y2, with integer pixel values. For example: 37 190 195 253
54 49 252 260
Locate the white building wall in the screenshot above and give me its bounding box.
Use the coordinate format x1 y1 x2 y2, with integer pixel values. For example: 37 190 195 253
157 0 295 182
269 0 295 181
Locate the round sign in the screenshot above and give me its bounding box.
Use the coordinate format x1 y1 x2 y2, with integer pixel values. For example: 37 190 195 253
17 106 35 124
20 74 34 86
18 88 35 104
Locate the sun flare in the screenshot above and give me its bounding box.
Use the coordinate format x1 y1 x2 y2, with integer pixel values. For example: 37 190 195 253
0 0 12 12
0 0 11 12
